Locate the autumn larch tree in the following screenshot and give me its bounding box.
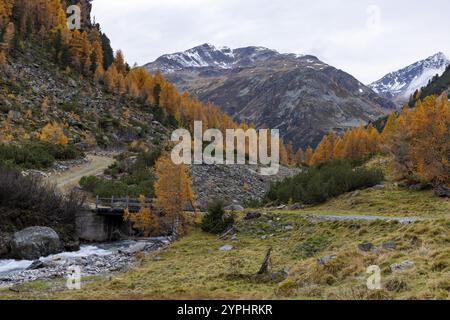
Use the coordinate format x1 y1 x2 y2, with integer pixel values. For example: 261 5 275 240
384 95 450 186
123 195 160 237
154 153 196 238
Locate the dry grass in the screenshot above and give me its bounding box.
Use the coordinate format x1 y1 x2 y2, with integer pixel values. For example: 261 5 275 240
1 199 448 300
279 187 449 218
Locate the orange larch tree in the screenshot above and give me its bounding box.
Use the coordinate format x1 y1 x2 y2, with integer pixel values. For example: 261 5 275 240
154 153 196 238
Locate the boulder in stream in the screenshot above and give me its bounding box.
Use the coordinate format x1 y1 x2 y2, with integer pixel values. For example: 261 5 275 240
10 227 63 260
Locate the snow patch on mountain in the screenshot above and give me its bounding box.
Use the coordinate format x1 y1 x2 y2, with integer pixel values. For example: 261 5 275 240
369 52 450 104
144 43 310 73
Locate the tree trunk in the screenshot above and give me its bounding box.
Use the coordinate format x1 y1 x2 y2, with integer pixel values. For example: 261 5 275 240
258 247 272 275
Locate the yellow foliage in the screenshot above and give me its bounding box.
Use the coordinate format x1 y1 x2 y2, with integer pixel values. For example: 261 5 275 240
123 195 160 237
37 122 69 145
154 153 196 237
384 96 450 185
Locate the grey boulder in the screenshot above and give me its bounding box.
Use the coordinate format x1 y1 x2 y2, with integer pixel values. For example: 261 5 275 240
224 204 244 212
11 227 63 260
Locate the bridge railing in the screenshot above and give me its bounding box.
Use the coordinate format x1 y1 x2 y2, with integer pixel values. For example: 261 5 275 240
95 196 153 212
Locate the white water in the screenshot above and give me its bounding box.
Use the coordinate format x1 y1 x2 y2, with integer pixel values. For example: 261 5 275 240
0 237 169 277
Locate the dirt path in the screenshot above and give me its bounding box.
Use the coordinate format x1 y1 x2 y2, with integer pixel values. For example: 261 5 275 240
304 214 420 224
51 155 115 193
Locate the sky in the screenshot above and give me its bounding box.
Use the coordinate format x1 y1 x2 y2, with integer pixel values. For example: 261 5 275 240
91 0 450 84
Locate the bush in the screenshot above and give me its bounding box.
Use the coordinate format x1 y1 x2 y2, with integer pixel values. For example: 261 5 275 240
267 160 384 205
80 150 160 198
0 166 85 242
80 176 154 198
0 142 82 169
201 200 235 234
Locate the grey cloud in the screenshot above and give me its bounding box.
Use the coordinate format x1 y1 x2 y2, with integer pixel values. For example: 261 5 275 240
92 0 450 83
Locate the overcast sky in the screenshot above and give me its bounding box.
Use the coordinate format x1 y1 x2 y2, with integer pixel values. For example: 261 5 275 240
91 0 450 83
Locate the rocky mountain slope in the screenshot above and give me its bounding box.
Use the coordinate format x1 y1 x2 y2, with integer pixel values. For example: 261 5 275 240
190 164 301 209
145 44 395 149
0 42 169 152
369 52 450 105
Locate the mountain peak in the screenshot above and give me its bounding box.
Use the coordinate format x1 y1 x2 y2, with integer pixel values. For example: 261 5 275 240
145 44 284 73
369 52 450 104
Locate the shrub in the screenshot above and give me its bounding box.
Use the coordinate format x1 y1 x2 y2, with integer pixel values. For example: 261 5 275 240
80 167 155 198
201 200 235 234
0 166 85 242
267 160 384 205
0 141 82 169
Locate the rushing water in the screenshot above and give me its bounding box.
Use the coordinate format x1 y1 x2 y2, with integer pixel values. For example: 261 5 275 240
0 237 170 277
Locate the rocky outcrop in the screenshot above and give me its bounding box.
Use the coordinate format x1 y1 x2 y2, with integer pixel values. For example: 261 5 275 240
190 164 301 209
10 227 63 260
434 185 450 198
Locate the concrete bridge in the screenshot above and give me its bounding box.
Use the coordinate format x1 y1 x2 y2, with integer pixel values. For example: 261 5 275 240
77 196 153 242
77 196 195 242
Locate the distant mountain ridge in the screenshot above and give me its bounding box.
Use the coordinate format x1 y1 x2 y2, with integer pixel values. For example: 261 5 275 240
145 44 395 149
369 52 450 105
146 43 299 73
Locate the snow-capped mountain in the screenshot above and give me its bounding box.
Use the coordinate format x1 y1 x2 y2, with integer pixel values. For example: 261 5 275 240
369 52 450 104
145 44 395 149
145 43 297 73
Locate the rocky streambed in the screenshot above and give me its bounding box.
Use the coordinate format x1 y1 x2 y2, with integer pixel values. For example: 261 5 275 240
0 237 170 289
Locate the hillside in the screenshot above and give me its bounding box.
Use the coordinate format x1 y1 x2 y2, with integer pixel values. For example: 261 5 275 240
0 41 170 151
145 44 395 149
2 181 448 300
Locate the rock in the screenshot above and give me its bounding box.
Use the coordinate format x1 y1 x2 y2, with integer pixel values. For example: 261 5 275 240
283 225 294 231
224 204 244 212
317 254 337 266
358 241 375 252
411 236 422 247
409 183 432 191
260 235 267 240
68 78 77 87
372 184 385 190
111 229 125 241
434 185 450 198
382 240 396 250
289 203 303 210
27 260 45 270
124 243 148 255
64 241 80 252
351 191 360 197
244 211 262 220
231 234 238 241
0 233 11 258
390 260 415 272
219 245 233 251
8 110 21 121
10 227 63 260
276 205 287 210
